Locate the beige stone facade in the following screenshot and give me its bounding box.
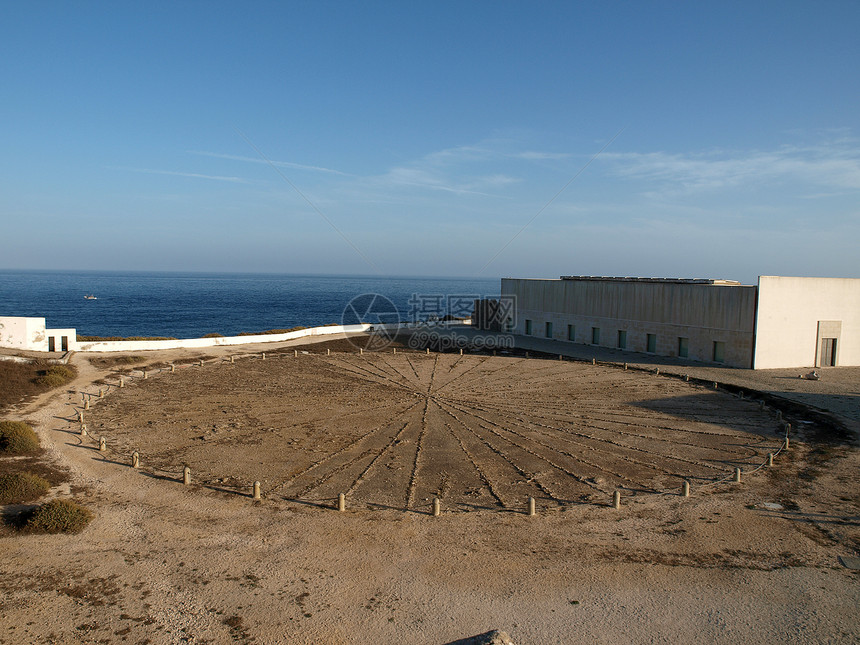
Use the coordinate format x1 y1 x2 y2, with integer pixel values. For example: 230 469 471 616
501 275 860 369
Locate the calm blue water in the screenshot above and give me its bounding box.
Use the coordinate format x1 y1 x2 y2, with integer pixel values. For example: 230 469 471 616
0 270 500 338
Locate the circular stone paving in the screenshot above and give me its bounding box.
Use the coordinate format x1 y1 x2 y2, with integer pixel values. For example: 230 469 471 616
88 353 783 511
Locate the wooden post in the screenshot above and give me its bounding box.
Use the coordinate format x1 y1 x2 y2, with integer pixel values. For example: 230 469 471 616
426 347 430 354
294 349 298 357
433 497 441 517
84 399 90 410
359 348 363 355
99 388 104 397
132 451 139 468
393 347 397 354
459 348 463 355
733 467 742 483
119 378 124 388
80 424 87 437
681 481 690 497
143 370 147 379
183 466 191 485
655 368 659 375
253 481 261 500
785 436 790 449
684 374 689 382
79 411 84 423
327 348 330 356
767 453 773 467
171 364 175 373
592 358 596 365
231 355 235 363
612 490 621 509
623 363 627 370
99 436 106 452
338 493 346 512
713 382 718 389
527 497 536 516
261 353 266 360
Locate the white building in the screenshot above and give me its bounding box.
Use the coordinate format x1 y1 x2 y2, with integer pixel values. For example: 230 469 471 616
0 317 78 353
499 276 860 369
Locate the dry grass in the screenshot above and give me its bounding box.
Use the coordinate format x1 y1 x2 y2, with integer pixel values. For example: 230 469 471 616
87 356 146 368
0 360 76 411
77 335 177 341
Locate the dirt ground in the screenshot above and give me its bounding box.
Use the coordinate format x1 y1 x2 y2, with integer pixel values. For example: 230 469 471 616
1 334 858 644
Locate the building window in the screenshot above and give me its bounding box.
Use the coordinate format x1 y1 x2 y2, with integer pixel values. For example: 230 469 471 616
713 341 725 363
678 337 689 358
646 333 656 353
545 322 553 338
567 324 575 341
591 327 600 345
617 330 627 349
525 319 532 335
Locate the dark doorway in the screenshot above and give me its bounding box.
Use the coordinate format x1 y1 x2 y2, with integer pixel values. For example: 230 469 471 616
48 337 55 352
61 336 69 351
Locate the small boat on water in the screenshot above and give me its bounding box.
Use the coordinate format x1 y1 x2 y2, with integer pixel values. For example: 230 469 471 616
84 294 97 300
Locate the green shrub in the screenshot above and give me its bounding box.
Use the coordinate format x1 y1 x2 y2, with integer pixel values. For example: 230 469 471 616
25 499 93 534
34 364 76 388
0 421 40 454
0 472 50 504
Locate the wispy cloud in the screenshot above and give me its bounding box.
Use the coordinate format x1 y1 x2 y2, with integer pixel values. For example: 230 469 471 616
189 150 351 176
602 140 860 195
120 167 250 183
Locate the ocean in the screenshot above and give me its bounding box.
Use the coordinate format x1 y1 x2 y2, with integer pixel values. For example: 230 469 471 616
0 270 501 339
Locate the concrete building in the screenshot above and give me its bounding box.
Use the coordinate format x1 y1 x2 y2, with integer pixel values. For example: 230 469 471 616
499 276 860 369
0 317 79 353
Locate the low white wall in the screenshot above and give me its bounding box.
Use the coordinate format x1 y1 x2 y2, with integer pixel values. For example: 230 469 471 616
77 323 378 352
753 276 860 369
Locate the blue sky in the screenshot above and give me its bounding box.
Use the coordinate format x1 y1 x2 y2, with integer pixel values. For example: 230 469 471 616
2 2 858 283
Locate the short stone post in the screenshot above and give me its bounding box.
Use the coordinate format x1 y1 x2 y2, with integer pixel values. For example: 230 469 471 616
527 497 536 516
767 453 773 467
612 490 621 509
681 480 690 497
433 497 441 517
713 382 718 389
84 399 90 410
393 347 397 354
294 349 298 357
183 466 191 485
733 467 742 483
171 364 175 373
143 370 148 379
261 353 266 361
99 436 106 452
119 378 125 388
79 410 84 423
338 493 346 512
80 424 87 437
623 363 627 370
784 436 790 449
684 374 689 382
525 351 529 358
426 347 430 354
253 481 261 500
231 355 235 364
199 359 204 367
592 358 596 365
327 348 330 356
359 348 363 355
655 368 659 375
132 451 140 468
459 348 463 355
559 355 563 361
98 388 104 397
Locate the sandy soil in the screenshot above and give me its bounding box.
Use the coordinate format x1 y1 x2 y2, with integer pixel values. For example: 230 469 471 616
1 335 858 644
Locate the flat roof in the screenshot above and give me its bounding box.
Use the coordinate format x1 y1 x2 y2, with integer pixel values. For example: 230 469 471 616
557 275 743 285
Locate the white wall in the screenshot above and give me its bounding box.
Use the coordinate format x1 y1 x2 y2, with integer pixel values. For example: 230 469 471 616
753 276 860 369
77 323 382 352
46 328 79 352
0 317 48 351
